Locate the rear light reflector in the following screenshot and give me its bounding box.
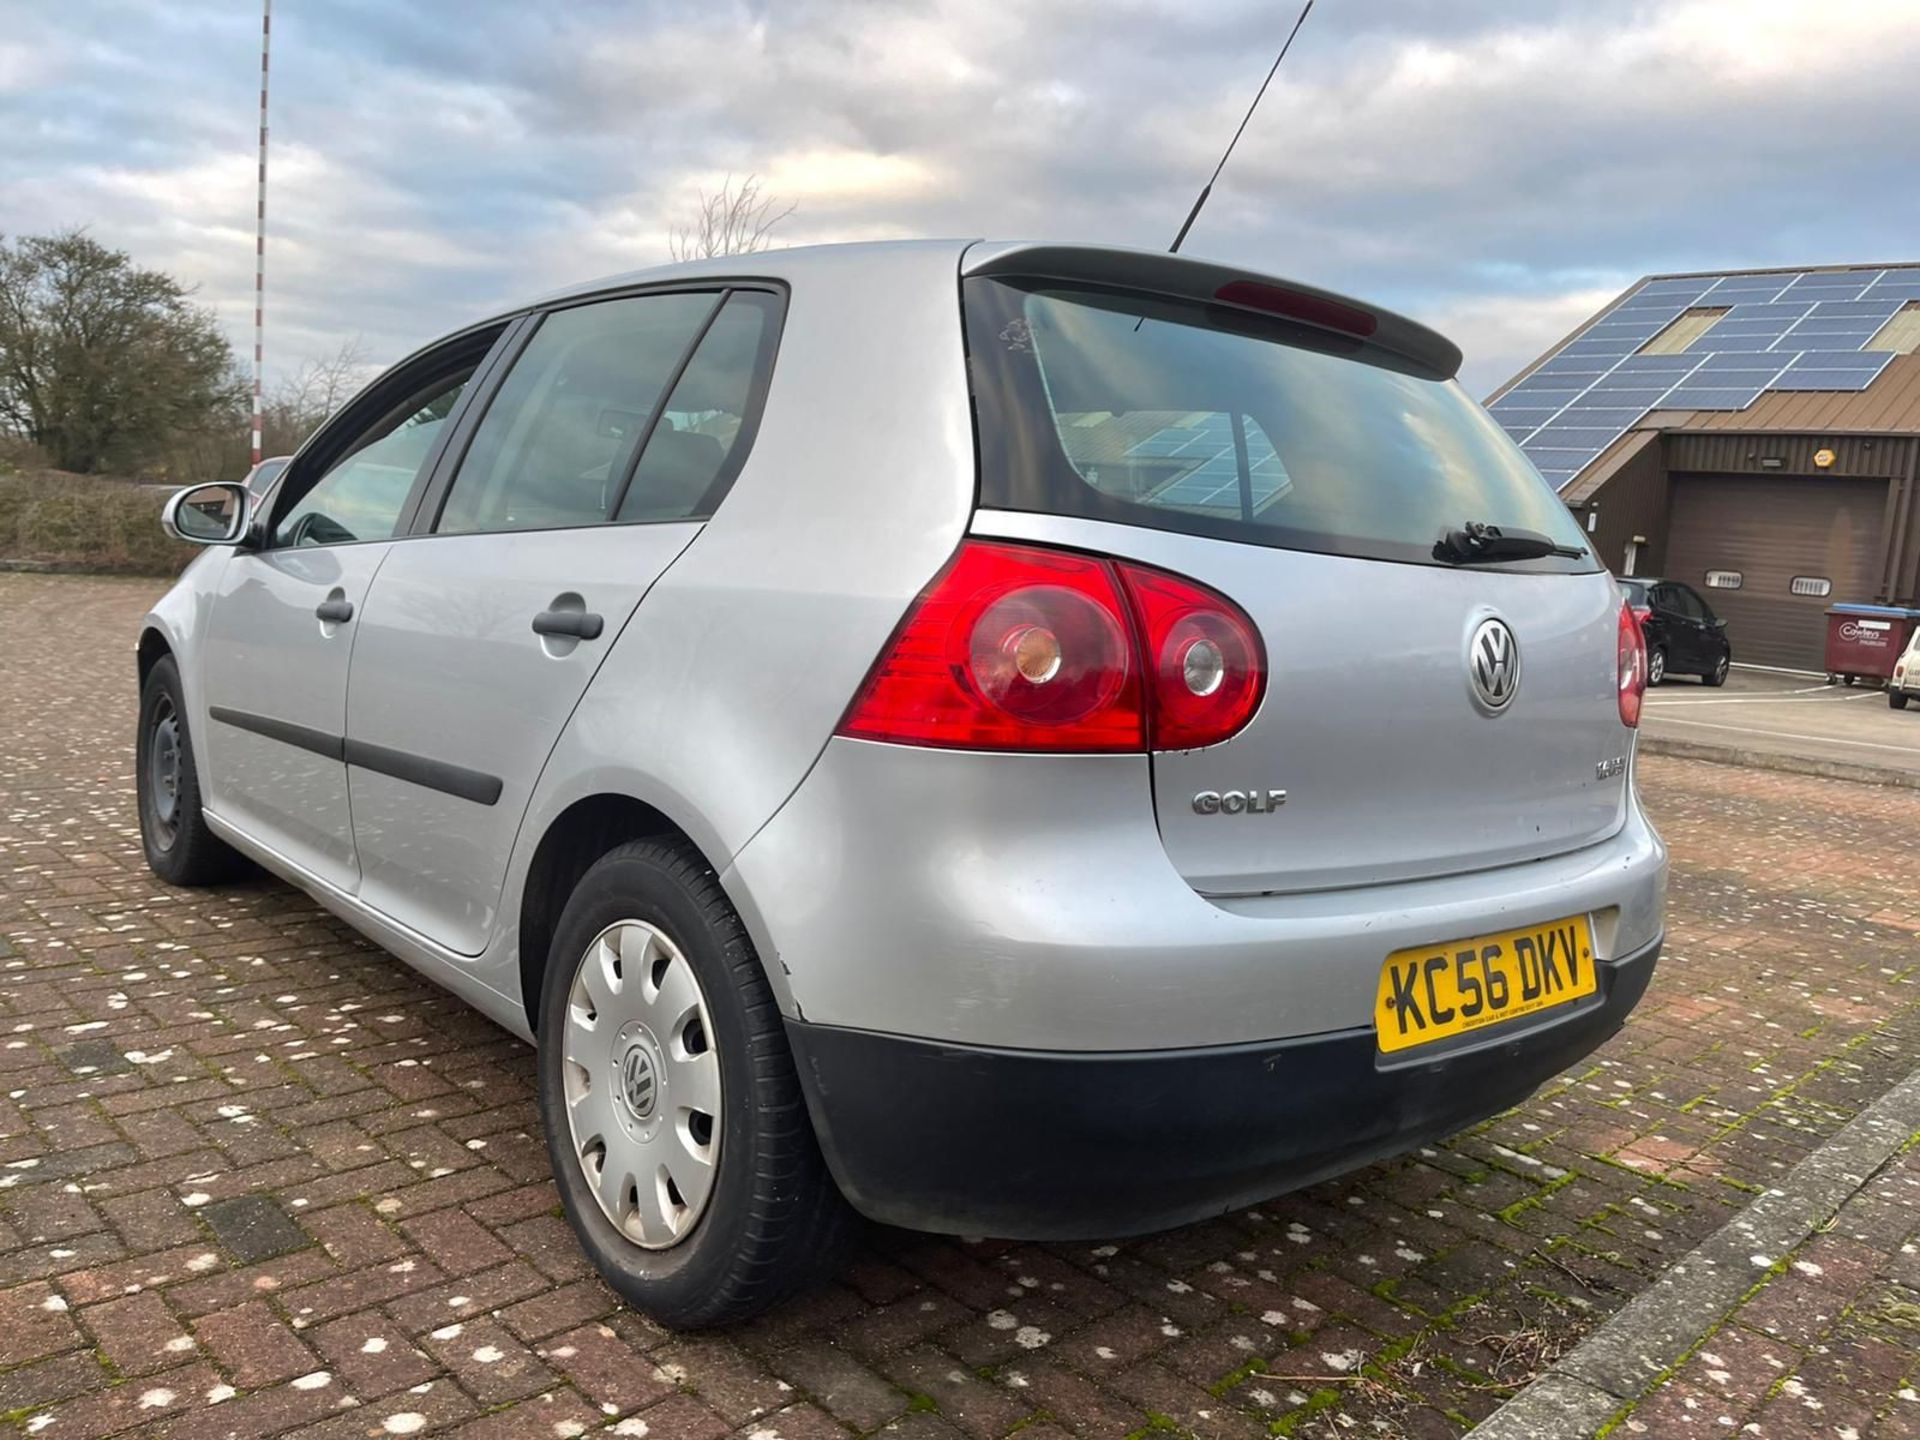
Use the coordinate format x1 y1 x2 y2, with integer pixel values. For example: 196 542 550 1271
1212 280 1379 338
1617 600 1647 728
837 540 1266 753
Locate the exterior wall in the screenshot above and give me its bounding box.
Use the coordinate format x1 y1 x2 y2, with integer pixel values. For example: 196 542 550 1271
1568 433 1670 577
1577 431 1920 605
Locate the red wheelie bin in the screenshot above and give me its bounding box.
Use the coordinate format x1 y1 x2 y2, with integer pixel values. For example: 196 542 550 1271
1824 603 1920 686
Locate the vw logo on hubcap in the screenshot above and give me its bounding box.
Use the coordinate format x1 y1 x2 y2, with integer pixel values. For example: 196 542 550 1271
620 1045 657 1120
1468 617 1521 713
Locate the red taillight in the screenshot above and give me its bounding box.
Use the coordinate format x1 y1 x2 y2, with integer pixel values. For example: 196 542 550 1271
1120 563 1265 750
837 540 1266 753
1617 600 1647 729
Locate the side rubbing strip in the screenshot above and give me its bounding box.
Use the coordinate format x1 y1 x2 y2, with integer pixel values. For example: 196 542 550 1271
343 739 504 807
209 706 344 761
207 706 502 806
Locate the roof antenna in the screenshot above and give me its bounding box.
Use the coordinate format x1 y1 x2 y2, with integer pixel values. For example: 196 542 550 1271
1168 0 1315 255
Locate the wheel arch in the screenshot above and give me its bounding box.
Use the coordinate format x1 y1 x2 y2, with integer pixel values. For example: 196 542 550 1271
137 624 174 687
518 793 759 1035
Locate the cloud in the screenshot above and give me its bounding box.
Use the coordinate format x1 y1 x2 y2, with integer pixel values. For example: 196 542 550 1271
2 0 1918 401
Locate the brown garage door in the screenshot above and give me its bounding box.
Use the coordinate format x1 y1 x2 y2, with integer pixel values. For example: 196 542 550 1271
1663 473 1888 669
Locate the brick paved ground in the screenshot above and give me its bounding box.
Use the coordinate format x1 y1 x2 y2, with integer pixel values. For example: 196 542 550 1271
0 571 1917 1440
1609 1136 1920 1438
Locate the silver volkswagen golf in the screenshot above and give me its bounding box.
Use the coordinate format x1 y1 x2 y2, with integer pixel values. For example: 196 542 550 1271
137 241 1666 1327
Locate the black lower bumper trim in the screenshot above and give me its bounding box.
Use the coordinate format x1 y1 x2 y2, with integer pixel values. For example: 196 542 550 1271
786 938 1658 1239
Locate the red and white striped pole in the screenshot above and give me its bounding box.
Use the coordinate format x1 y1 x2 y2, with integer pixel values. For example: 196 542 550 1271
252 0 270 468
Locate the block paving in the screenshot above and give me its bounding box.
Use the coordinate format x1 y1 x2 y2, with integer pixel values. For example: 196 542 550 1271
1608 1135 1920 1438
1 572 1917 1439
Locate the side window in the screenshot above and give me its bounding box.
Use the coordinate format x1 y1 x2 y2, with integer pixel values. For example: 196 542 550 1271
1671 587 1707 622
273 371 474 547
616 291 781 522
1683 587 1717 624
436 293 717 535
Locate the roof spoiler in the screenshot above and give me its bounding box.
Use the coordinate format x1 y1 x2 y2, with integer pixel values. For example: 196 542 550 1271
962 242 1462 381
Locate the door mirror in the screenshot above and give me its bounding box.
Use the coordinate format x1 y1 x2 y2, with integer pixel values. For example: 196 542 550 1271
162 482 250 546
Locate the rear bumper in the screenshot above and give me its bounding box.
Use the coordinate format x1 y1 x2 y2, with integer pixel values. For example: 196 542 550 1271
788 936 1659 1239
725 737 1667 1051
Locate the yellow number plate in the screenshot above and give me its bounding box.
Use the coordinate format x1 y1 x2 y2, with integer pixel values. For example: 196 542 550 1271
1374 915 1596 1054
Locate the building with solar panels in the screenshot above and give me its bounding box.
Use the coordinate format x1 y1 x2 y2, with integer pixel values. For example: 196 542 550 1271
1490 263 1920 670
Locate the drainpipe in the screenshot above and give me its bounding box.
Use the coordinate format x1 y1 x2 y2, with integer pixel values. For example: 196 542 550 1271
1888 440 1918 605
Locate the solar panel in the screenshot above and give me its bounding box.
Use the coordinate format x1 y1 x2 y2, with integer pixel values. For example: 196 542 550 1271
1768 369 1885 391
1577 385 1678 408
1797 298 1903 320
1522 447 1604 474
1780 282 1870 302
1720 302 1815 322
1690 351 1792 376
1610 298 1691 317
1533 352 1614 375
1528 425 1631 450
1656 385 1769 409
1606 354 1700 374
1685 332 1792 352
1559 336 1642 357
1637 277 1716 297
1788 349 1895 372
1777 316 1880 340
1498 266 1915 488
1552 405 1657 429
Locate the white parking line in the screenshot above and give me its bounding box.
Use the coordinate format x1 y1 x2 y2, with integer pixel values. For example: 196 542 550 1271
1644 690 1882 707
1645 715 1920 755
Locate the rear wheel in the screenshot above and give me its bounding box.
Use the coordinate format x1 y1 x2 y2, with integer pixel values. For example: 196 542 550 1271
1647 647 1667 687
137 655 246 885
534 838 856 1329
1893 692 1910 711
1704 653 1729 688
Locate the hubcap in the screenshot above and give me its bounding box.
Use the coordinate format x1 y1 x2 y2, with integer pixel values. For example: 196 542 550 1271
562 920 722 1250
147 700 182 846
1649 651 1665 685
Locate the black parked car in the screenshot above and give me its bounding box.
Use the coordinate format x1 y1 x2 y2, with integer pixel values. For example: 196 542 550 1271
1620 578 1731 687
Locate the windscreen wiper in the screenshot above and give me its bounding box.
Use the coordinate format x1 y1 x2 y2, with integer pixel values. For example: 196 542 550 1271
1435 521 1587 565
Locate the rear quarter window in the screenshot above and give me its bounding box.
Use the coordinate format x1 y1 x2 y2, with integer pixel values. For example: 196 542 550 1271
965 278 1596 571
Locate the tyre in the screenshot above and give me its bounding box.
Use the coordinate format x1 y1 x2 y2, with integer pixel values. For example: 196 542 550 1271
1647 647 1667 687
1893 692 1910 711
137 655 247 885
1704 654 1729 688
535 838 857 1329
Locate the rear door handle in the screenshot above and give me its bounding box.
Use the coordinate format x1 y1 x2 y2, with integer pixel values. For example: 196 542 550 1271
532 610 604 641
315 598 354 623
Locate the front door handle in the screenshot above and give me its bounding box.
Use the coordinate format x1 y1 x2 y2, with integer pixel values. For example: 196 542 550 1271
532 609 604 641
315 597 354 623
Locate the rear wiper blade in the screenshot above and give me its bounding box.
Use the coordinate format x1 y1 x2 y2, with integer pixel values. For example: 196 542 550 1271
1435 521 1587 565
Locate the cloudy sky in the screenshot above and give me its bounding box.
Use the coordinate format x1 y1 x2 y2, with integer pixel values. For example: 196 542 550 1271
6 0 1920 397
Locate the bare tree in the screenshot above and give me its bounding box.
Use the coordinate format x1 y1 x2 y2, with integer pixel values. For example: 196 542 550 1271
260 337 371 457
668 176 796 261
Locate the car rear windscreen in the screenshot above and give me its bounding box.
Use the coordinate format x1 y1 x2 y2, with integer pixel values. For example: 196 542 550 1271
964 277 1597 571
